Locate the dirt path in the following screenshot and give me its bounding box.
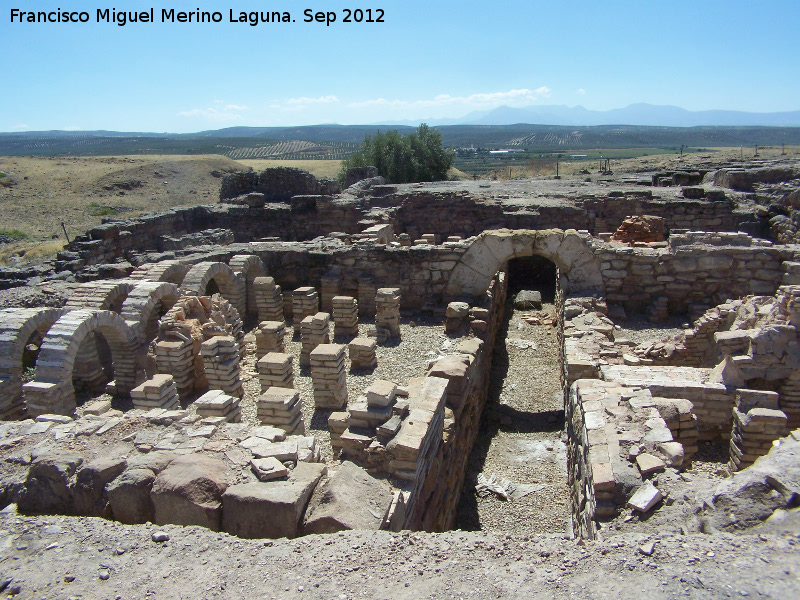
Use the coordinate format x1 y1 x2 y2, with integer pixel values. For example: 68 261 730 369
456 300 569 535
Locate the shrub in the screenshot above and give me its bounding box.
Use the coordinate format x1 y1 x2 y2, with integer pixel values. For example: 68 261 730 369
339 123 453 185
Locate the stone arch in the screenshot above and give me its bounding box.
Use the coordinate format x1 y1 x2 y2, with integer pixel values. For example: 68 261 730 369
181 262 246 318
445 229 604 299
24 310 138 416
229 254 267 317
0 308 67 419
144 260 192 286
65 280 136 313
120 281 181 344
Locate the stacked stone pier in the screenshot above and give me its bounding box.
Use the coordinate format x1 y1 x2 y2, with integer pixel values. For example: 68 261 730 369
194 389 242 423
292 287 319 323
299 312 330 367
374 288 401 343
200 336 244 398
256 387 305 434
332 296 359 337
348 337 377 370
730 390 787 471
255 321 286 358
310 344 348 409
257 352 294 391
253 277 284 322
154 339 195 399
130 374 180 411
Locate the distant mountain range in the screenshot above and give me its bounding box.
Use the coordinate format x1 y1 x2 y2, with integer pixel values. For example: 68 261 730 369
428 103 800 127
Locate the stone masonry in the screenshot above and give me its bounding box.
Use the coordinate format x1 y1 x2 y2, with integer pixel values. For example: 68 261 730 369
130 375 181 411
332 296 359 337
310 344 348 409
374 288 401 343
292 287 319 323
299 312 330 368
200 336 244 399
253 277 285 323
349 337 377 370
255 321 286 358
256 386 305 435
257 352 294 391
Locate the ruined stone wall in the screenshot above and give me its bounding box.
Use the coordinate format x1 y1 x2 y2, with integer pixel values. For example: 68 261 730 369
597 233 800 315
405 271 508 531
58 200 366 270
581 195 756 236
219 167 340 201
384 191 757 240
56 188 764 273
254 242 470 313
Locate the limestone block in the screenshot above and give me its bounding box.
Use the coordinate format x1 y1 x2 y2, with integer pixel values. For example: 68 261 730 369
303 461 393 534
151 455 231 531
222 463 326 539
107 468 157 524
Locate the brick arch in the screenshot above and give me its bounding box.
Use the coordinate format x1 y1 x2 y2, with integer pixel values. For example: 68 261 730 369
229 254 267 317
24 310 138 416
0 308 67 419
181 262 246 318
65 280 136 313
445 229 604 298
145 260 192 286
120 281 181 344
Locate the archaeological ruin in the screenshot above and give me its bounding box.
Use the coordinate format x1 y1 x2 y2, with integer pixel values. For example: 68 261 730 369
1 159 800 547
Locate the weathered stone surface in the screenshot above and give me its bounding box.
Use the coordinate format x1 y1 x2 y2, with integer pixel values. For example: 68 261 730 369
222 462 326 539
151 455 231 531
107 468 157 524
303 461 393 534
72 457 127 517
18 452 84 515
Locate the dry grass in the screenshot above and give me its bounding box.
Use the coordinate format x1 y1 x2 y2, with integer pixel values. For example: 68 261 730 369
235 159 342 179
0 240 65 266
0 154 246 243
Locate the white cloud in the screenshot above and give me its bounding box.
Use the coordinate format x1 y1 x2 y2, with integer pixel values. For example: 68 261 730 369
348 88 551 111
224 104 249 111
11 123 30 130
577 88 586 95
286 95 339 106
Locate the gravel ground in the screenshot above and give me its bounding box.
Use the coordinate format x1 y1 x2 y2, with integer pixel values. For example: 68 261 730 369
239 314 449 467
1 510 798 600
456 301 569 535
613 314 688 346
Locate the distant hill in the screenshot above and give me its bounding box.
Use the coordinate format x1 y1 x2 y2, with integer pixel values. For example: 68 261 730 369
449 103 800 127
1 123 800 158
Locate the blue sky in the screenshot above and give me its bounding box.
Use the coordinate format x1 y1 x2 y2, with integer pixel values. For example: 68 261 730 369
2 0 798 132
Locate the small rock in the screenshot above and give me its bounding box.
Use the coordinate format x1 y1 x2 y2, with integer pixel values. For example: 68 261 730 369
151 531 170 543
638 542 655 556
98 570 110 581
627 481 663 513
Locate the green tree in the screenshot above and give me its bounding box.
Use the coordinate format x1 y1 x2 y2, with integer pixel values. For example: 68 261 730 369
340 123 453 185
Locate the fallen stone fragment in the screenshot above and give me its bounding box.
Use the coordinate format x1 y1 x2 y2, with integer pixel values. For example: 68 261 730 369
636 453 666 475
627 481 663 513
